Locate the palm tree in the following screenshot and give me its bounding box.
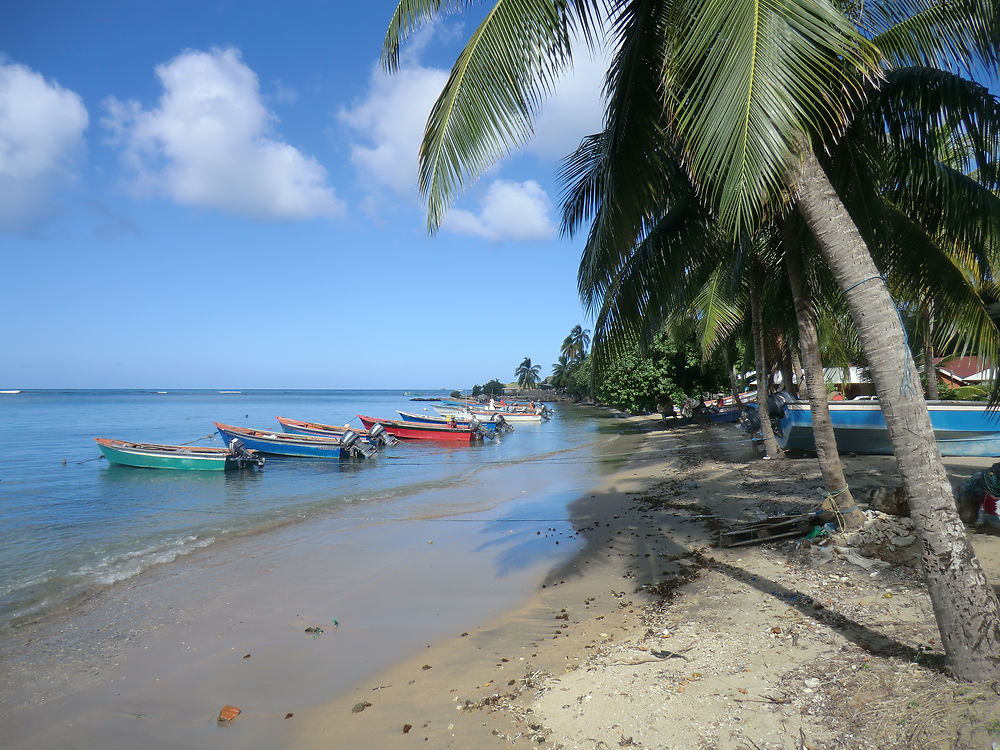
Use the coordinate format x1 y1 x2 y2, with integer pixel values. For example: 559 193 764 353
383 0 1000 678
551 354 573 388
560 325 592 362
569 325 590 360
515 356 542 389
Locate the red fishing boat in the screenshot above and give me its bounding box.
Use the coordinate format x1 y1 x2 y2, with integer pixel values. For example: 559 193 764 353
357 415 488 442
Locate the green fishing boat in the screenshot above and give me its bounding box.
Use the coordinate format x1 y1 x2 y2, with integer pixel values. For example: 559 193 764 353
94 437 263 471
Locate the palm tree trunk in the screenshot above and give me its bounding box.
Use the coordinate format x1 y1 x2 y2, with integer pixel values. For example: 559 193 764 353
749 267 782 459
790 349 803 398
924 307 940 399
783 219 863 529
794 148 1000 680
779 352 794 397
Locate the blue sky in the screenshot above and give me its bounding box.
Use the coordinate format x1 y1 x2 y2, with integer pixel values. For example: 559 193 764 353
3 3 998 390
1 1 609 389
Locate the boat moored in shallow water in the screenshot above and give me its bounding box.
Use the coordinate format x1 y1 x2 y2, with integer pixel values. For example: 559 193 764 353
276 416 397 446
215 423 376 459
94 437 264 471
358 415 490 442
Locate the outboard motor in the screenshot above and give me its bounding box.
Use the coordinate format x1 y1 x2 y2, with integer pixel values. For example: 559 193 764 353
766 390 795 417
493 414 512 433
228 437 265 468
340 429 377 459
367 422 397 447
468 417 489 440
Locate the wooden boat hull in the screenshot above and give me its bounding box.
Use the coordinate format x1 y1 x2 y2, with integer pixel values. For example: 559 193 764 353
94 438 259 471
357 415 477 442
705 405 742 423
215 423 369 458
396 410 500 433
275 417 397 445
431 406 543 423
778 401 1000 456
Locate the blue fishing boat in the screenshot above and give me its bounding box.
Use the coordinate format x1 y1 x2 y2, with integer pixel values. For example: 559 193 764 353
215 423 376 459
777 400 1000 456
704 405 742 423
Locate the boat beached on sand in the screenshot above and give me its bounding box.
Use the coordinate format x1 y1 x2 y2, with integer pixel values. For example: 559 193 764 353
95 437 264 471
777 400 1000 457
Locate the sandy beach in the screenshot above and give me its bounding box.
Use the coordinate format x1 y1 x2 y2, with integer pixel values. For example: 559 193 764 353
291 418 1000 749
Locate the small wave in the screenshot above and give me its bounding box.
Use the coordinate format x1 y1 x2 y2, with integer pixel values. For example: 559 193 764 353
0 569 56 599
71 535 217 586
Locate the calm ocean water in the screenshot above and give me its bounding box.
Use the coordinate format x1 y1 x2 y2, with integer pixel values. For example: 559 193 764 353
0 389 604 631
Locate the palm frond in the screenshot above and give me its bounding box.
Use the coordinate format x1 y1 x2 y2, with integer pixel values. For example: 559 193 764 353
861 0 1000 77
661 0 880 234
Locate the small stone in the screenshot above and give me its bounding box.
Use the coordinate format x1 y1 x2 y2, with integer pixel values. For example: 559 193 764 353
352 701 372 713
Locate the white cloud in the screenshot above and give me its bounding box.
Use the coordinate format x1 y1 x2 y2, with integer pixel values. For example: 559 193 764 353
441 179 556 242
339 63 448 196
529 43 608 159
105 48 342 220
0 61 88 231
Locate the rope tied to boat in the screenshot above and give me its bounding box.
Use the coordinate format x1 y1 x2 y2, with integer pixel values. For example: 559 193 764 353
841 274 915 397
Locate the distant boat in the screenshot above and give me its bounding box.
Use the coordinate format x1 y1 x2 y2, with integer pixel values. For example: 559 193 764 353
357 415 489 442
95 437 263 471
154 391 168 394
215 422 376 459
0 390 21 394
276 416 398 446
778 400 1000 456
218 390 241 394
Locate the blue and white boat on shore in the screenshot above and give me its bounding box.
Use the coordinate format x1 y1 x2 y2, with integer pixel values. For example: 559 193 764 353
777 400 1000 456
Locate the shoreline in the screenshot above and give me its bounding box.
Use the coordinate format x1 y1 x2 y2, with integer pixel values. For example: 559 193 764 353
291 418 1000 749
5 413 1000 748
0 405 635 749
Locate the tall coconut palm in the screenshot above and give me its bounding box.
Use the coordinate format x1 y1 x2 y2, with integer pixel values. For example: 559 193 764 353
383 0 1000 678
551 353 574 388
515 356 542 389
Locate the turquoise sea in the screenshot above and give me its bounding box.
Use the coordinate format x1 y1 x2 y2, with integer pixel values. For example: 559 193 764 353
0 389 607 632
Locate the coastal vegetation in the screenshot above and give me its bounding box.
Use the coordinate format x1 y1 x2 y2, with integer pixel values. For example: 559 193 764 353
384 0 1000 679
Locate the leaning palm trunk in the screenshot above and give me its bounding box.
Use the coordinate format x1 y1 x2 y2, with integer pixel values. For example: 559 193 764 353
794 148 1000 680
783 220 863 529
749 268 782 459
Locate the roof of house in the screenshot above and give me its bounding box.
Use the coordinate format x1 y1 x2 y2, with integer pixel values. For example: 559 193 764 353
933 356 995 382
